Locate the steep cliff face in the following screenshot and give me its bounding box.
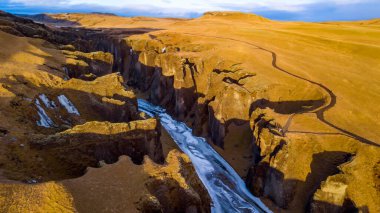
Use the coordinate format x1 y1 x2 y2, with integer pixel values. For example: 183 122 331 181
0 11 81 45
63 50 114 79
29 119 164 178
0 55 150 181
0 12 211 212
0 150 211 213
117 34 260 149
2 11 379 212
102 31 380 212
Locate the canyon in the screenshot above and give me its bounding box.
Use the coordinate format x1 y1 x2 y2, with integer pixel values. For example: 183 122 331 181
0 10 379 212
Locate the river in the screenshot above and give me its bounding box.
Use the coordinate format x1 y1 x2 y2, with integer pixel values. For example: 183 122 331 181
138 99 271 213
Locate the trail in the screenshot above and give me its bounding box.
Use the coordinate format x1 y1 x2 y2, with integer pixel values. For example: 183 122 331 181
182 33 379 147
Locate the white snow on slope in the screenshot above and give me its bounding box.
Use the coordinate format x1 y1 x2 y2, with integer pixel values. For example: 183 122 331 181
35 99 55 128
58 95 80 115
39 94 57 109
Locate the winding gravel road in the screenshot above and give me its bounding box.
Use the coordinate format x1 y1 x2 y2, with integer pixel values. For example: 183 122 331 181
182 33 379 147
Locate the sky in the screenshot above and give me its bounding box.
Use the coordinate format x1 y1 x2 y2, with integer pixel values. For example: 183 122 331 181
0 0 379 21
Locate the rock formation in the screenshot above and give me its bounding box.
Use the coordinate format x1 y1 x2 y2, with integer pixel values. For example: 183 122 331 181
1 10 380 213
63 50 114 79
0 11 210 212
70 15 379 212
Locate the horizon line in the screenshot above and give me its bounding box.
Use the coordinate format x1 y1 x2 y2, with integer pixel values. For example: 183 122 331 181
5 10 380 23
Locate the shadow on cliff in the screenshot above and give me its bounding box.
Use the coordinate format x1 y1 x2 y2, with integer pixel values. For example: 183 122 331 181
0 11 83 53
0 73 168 182
0 73 140 122
29 129 162 182
249 98 325 115
82 27 380 212
0 129 162 183
145 176 211 213
0 112 163 183
72 27 162 72
122 49 326 149
106 42 380 212
124 57 241 149
0 10 161 68
245 151 365 212
18 13 80 27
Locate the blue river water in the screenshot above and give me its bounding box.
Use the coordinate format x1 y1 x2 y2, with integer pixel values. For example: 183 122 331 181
138 99 271 213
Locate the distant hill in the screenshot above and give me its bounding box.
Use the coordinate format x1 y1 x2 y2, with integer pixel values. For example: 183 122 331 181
201 11 270 22
90 12 117 16
17 13 79 27
322 18 380 27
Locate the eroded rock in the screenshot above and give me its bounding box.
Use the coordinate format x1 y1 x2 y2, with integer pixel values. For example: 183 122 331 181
63 50 114 79
32 119 163 164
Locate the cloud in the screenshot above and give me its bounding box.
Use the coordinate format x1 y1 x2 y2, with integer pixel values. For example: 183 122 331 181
2 0 380 20
255 0 380 21
8 0 315 12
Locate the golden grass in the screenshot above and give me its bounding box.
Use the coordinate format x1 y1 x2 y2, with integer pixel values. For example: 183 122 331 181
52 12 380 211
1 11 379 211
57 12 380 143
0 182 75 213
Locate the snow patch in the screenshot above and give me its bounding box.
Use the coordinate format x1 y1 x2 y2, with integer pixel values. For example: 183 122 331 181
39 94 57 109
58 95 80 115
63 67 70 81
26 179 38 184
23 97 33 102
35 99 55 128
63 67 69 75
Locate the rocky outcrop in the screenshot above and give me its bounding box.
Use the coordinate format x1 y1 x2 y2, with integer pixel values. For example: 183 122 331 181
33 119 162 161
310 175 358 213
104 31 378 212
19 13 79 27
139 150 211 213
0 150 211 213
22 119 163 180
60 73 139 123
0 10 79 45
0 71 155 181
2 11 378 212
63 50 114 79
0 12 212 213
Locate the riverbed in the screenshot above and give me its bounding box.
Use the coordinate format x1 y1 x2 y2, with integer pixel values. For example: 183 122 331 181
138 99 270 213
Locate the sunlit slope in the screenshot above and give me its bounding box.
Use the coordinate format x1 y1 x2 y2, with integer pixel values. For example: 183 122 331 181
171 13 380 144
55 12 380 144
0 29 209 213
49 13 181 28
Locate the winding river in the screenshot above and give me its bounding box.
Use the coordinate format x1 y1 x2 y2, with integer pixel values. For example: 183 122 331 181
138 99 271 213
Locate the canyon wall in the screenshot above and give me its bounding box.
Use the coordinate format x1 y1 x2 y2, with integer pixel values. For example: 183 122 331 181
94 31 379 212
5 10 378 212
0 12 211 212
